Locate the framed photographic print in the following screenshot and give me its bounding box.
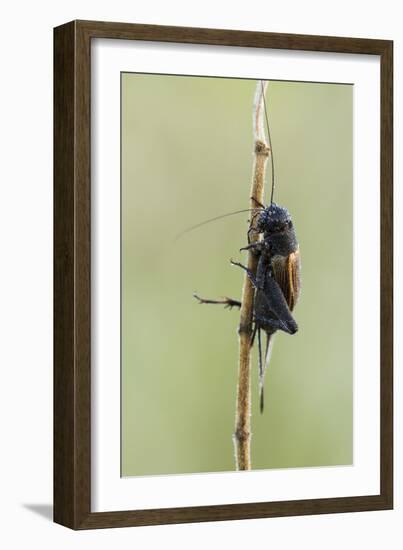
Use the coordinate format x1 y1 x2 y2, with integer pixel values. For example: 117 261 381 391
54 20 393 529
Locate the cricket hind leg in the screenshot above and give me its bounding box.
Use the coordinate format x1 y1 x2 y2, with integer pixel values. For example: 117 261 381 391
255 314 296 334
193 293 241 309
256 277 298 335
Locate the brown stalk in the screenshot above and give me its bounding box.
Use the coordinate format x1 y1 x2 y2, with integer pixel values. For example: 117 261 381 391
233 81 270 470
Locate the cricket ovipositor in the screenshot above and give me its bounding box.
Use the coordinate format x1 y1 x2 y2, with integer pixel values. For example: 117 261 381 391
187 81 301 413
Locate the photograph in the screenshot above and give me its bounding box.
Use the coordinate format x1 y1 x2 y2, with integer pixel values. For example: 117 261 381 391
120 73 353 477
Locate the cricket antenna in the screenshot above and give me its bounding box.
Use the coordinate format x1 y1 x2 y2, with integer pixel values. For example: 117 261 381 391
174 208 262 241
261 81 275 205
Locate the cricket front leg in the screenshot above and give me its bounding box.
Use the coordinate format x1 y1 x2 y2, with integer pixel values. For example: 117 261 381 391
240 241 263 255
230 259 259 289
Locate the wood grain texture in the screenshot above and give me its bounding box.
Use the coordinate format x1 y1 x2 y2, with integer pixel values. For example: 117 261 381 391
54 20 393 530
380 41 393 506
54 21 76 528
54 20 91 529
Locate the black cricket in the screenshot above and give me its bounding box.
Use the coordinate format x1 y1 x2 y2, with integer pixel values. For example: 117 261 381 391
194 200 301 413
191 82 301 413
232 200 300 412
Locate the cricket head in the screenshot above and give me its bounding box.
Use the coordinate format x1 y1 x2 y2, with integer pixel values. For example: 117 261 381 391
257 203 292 235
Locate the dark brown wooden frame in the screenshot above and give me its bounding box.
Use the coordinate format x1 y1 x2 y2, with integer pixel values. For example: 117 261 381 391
54 19 393 530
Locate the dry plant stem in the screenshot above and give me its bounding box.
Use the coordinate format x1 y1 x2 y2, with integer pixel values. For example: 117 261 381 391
234 81 270 471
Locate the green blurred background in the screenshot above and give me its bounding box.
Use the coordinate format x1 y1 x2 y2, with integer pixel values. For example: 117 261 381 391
121 73 353 476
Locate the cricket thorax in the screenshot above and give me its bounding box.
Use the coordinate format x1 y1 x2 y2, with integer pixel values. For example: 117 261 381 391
268 228 298 256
